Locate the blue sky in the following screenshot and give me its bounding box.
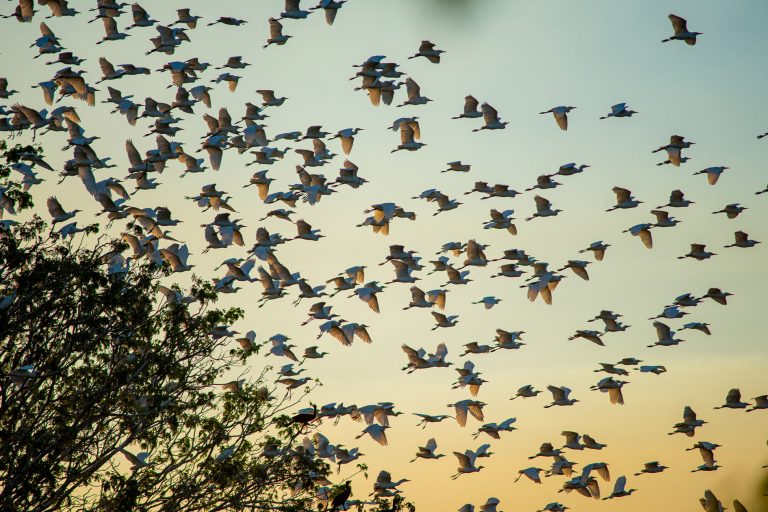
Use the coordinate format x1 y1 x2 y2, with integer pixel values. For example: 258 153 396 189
3 1 768 510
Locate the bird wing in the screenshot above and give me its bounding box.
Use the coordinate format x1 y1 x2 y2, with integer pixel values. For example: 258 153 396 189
328 325 352 346
465 95 479 113
453 404 468 427
699 447 715 467
608 388 624 405
434 342 448 360
733 500 748 512
653 321 671 340
481 102 498 124
355 325 372 343
340 135 353 155
405 77 420 99
548 385 565 401
466 239 480 259
638 228 653 248
453 451 470 468
534 195 550 212
410 286 426 303
562 431 579 444
669 14 688 34
46 197 65 218
555 112 568 131
376 470 392 484
467 403 484 421
401 344 423 363
432 311 447 323
613 187 631 203
102 16 118 37
400 122 415 144
611 103 627 114
367 426 388 446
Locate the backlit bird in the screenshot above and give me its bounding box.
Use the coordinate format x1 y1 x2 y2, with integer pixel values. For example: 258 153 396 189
451 450 484 479
409 40 445 63
694 166 728 185
545 386 579 408
473 103 507 131
600 103 637 119
623 223 653 249
662 14 702 45
714 388 749 409
453 95 482 119
602 476 635 500
724 230 760 248
410 438 444 462
539 106 576 131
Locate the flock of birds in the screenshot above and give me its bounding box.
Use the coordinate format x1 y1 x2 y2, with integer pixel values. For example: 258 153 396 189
1 2 766 511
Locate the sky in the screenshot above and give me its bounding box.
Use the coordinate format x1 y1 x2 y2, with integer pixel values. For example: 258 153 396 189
2 0 768 510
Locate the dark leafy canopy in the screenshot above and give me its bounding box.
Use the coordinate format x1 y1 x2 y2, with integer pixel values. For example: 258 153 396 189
0 140 38 217
0 218 333 512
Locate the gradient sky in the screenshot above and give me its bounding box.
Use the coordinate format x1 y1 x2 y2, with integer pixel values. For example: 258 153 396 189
3 0 768 510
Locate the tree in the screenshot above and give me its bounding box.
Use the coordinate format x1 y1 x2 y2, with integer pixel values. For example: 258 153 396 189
0 217 333 512
0 140 38 221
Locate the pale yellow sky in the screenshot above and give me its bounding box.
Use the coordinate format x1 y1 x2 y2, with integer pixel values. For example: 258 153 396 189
3 0 768 510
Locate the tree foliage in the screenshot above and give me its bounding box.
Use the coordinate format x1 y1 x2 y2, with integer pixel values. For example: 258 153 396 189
0 218 331 512
0 140 38 219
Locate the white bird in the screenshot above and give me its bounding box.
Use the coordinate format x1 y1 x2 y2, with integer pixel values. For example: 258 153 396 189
662 14 702 45
391 120 425 153
545 386 579 408
413 413 452 428
724 230 760 249
448 399 486 427
606 187 642 211
472 296 501 309
600 103 637 119
409 40 445 63
444 161 471 173
397 77 432 107
451 450 484 479
120 449 151 471
355 424 389 446
526 196 562 221
515 467 545 484
602 476 635 500
410 438 444 462
432 312 458 330
648 321 684 348
474 417 517 439
623 223 653 249
473 103 507 131
668 406 706 436
159 244 193 272
678 243 716 261
539 106 576 131
693 166 729 185
452 95 482 119
634 461 668 476
747 395 768 412
510 385 540 400
46 196 80 225
579 241 610 261
700 490 725 512
712 203 747 219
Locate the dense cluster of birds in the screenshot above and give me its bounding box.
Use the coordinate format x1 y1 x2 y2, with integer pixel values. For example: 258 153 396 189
1 2 766 511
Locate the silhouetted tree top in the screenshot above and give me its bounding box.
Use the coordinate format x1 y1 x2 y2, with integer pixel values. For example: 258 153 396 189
0 216 333 512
